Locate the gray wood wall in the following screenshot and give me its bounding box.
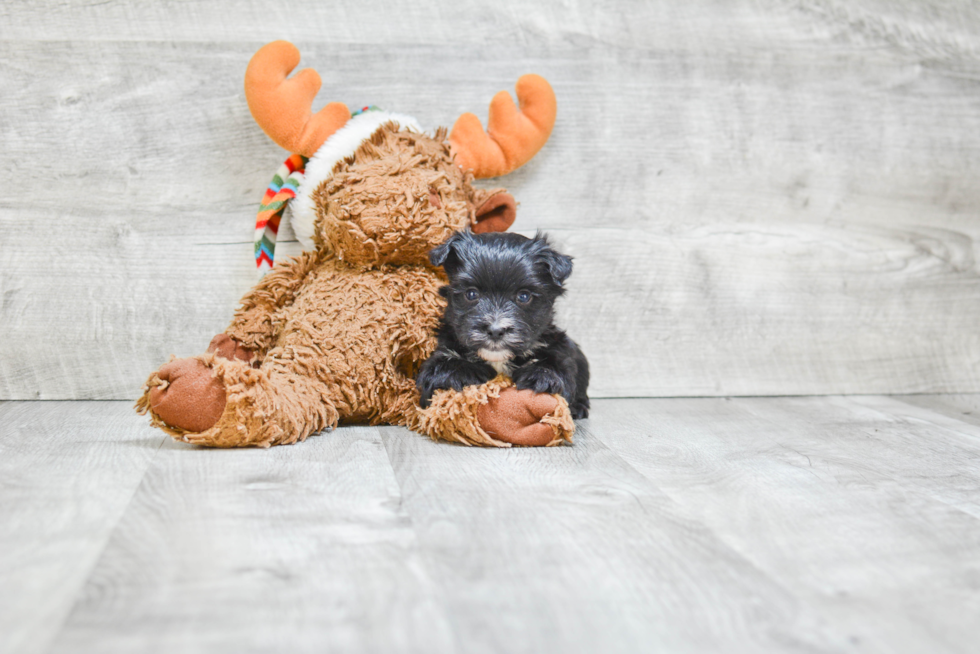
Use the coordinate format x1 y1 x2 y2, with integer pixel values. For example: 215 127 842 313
2 0 980 400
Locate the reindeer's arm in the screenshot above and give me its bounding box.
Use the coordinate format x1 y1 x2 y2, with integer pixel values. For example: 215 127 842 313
225 250 321 356
415 376 574 447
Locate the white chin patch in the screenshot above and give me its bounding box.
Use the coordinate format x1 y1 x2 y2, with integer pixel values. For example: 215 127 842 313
478 349 513 376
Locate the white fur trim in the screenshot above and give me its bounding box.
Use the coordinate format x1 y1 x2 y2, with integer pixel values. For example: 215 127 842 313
290 111 423 250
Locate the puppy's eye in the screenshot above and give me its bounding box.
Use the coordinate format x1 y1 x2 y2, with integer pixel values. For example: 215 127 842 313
465 289 479 301
516 291 532 304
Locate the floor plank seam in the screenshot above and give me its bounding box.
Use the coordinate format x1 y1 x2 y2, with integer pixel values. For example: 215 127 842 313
376 426 465 654
741 397 980 524
887 397 980 446
41 432 169 654
579 418 825 606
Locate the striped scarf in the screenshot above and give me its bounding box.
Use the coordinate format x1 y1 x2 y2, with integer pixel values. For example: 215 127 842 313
253 107 380 275
254 153 308 275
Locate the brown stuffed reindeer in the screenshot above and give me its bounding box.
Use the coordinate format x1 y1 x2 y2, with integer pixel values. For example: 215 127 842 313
136 41 575 448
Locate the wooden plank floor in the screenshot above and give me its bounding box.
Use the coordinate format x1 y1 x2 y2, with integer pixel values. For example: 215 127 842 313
1 396 978 653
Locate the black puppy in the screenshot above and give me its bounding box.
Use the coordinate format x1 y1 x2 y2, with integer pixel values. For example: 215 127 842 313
416 231 590 419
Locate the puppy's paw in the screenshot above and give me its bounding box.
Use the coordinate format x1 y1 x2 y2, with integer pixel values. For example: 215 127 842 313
416 359 494 408
513 365 567 397
448 366 496 391
570 400 590 420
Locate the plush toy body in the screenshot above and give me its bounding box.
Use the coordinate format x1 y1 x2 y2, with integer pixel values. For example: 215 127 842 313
136 41 574 448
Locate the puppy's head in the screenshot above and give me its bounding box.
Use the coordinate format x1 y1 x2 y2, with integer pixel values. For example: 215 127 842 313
430 231 573 363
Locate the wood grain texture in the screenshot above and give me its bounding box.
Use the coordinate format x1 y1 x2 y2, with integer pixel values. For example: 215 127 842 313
0 401 165 654
377 423 844 653
893 393 980 430
3 1 980 398
3 0 980 54
48 424 455 654
590 396 980 653
3 397 980 652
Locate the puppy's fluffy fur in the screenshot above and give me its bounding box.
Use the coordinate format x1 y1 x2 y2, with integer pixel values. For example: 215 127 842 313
416 232 590 419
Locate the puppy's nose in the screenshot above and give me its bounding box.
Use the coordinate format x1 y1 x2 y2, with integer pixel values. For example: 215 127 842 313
486 324 512 340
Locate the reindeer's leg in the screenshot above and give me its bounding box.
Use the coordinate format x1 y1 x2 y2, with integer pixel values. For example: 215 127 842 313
136 252 322 435
139 351 340 448
378 338 574 448
414 376 575 448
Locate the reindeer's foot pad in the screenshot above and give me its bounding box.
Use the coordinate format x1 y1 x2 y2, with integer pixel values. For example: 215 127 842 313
136 355 226 434
418 375 574 447
137 352 336 449
478 387 574 447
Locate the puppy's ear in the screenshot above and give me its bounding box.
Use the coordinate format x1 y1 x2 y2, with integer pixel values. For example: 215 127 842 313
430 232 467 274
542 250 573 287
534 236 573 287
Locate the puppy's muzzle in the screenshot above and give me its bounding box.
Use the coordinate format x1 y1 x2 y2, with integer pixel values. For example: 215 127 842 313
485 322 514 340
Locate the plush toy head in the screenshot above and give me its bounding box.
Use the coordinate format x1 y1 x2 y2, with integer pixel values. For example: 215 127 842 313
307 125 501 268
245 41 556 271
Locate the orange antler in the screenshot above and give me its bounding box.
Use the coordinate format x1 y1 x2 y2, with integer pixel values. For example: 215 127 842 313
244 41 350 157
449 74 557 179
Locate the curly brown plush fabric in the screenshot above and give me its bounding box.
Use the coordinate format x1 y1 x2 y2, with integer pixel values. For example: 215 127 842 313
136 123 575 448
420 376 574 448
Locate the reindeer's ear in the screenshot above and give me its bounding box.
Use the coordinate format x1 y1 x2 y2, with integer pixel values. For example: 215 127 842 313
472 191 516 234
